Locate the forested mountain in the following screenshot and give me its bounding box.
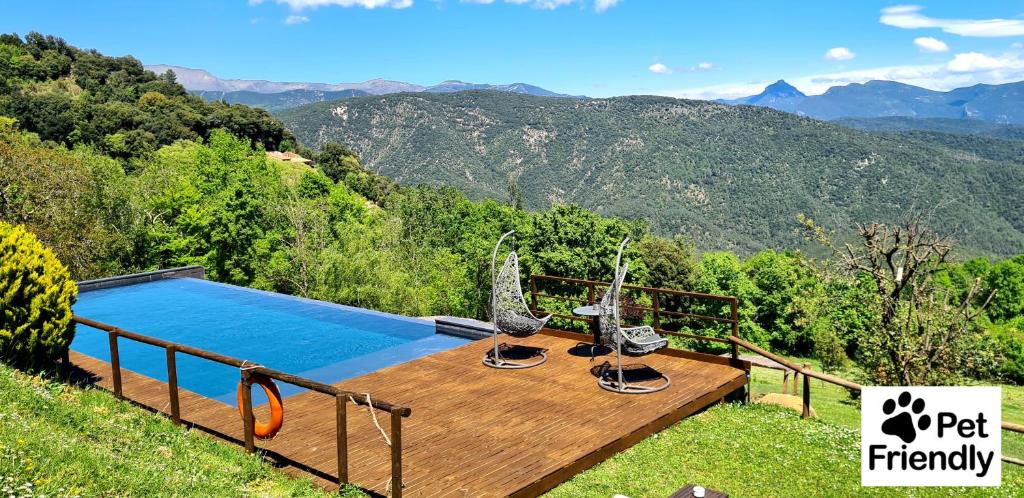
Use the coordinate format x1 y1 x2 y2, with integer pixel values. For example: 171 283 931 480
278 90 1024 257
722 79 1024 124
145 64 425 94
150 64 579 111
191 88 370 113
835 116 1024 140
423 80 582 98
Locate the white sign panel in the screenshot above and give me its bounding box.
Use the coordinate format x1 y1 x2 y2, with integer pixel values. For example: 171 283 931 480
861 386 1001 486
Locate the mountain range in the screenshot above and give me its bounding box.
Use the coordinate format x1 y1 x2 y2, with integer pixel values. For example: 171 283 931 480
277 90 1024 257
145 64 581 111
720 79 1024 124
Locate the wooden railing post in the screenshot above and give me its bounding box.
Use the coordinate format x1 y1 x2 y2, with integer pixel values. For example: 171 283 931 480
801 363 811 419
730 299 740 360
336 395 348 485
240 370 255 453
651 290 661 331
166 346 180 424
391 409 403 498
108 331 122 398
60 348 71 380
529 276 539 313
587 281 596 305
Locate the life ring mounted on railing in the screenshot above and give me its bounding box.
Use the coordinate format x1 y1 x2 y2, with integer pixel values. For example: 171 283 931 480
237 373 284 439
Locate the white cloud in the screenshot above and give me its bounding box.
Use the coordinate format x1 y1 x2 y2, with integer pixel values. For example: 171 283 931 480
947 52 1007 72
914 36 948 53
824 47 856 61
693 61 714 71
648 63 672 75
881 5 1024 37
284 14 310 23
463 0 619 11
251 0 412 10
515 0 576 9
594 0 620 13
656 51 1024 100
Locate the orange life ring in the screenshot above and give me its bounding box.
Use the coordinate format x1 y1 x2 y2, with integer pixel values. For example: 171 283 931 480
237 374 284 439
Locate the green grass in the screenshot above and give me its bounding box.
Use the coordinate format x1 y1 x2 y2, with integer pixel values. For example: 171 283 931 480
0 363 357 497
547 359 1024 498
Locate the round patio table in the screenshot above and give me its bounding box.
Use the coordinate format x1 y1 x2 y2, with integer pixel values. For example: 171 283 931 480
572 305 608 351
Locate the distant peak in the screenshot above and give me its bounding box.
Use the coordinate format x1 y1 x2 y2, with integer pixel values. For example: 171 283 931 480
745 80 806 104
763 80 804 95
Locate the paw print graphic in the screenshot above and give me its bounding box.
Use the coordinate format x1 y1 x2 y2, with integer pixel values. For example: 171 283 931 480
881 391 931 443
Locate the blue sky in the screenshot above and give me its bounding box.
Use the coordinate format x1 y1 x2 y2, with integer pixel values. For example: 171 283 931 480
5 1 1024 98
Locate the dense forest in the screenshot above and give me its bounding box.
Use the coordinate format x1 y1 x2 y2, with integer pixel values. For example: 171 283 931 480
1 33 1022 388
277 91 1024 258
0 33 292 160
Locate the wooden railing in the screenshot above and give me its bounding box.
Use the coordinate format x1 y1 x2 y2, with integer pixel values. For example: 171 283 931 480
71 315 409 496
529 274 741 358
727 336 1023 466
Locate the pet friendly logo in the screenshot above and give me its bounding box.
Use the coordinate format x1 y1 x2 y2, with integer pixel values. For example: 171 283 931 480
862 386 1001 486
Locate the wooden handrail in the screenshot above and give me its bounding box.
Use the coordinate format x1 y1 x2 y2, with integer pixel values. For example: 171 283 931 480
531 274 737 302
727 336 863 391
72 314 408 495
529 274 740 356
73 315 410 415
727 335 1024 455
725 333 1024 468
1003 422 1024 434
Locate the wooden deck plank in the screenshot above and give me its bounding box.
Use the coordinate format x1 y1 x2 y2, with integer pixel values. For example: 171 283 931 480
68 329 747 497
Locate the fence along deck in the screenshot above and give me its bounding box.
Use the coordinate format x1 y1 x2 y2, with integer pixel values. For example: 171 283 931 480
67 325 749 497
70 315 409 496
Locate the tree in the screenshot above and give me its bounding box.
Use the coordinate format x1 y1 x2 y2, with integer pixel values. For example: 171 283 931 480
636 236 697 291
691 251 767 348
804 215 997 385
524 204 647 284
297 170 333 199
985 255 1024 323
0 123 131 278
316 143 361 182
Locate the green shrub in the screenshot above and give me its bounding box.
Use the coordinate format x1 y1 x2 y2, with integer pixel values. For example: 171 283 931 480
0 222 77 370
994 318 1024 385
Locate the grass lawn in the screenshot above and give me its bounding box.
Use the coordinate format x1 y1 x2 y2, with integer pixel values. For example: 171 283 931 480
547 358 1024 498
0 363 362 497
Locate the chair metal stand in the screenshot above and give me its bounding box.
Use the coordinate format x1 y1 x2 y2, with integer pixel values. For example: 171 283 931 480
483 230 549 370
596 237 671 394
482 341 548 369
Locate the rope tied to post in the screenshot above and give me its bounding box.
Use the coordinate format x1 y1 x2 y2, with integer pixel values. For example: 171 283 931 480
348 392 404 497
348 393 390 447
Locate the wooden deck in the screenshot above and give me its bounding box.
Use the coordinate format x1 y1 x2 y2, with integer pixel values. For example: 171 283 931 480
69 329 748 497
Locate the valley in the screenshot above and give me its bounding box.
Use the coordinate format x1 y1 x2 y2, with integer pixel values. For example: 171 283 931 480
278 90 1024 256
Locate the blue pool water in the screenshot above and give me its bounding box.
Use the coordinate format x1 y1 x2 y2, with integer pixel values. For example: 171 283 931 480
71 278 469 402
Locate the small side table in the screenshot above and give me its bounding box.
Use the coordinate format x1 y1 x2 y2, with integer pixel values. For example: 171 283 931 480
667 484 729 498
572 305 604 345
572 305 612 356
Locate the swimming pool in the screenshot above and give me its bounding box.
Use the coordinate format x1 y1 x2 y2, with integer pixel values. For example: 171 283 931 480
71 278 470 403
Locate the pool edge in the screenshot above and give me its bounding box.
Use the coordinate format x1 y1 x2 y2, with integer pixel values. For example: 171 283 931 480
76 266 206 292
